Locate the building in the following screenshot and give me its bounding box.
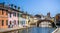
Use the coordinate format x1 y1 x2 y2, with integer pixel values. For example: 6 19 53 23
18 12 27 27
19 13 29 27
25 14 31 27
0 3 8 29
47 12 50 18
8 8 19 28
0 3 20 29
29 16 34 25
18 12 23 27
55 13 60 27
0 2 33 29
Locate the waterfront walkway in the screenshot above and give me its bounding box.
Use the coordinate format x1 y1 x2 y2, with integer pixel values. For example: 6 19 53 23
52 28 60 33
0 26 30 33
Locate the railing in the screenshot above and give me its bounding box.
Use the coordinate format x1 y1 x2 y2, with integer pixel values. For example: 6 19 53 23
52 28 59 33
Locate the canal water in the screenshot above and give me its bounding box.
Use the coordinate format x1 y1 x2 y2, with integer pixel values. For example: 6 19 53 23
5 27 56 33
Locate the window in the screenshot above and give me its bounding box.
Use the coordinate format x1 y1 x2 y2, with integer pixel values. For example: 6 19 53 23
20 14 22 17
14 20 16 25
18 20 19 25
6 20 8 25
6 10 8 15
23 21 25 24
13 12 16 17
10 13 11 17
19 13 22 17
17 13 19 17
2 20 4 26
2 9 4 15
58 16 60 19
10 21 11 25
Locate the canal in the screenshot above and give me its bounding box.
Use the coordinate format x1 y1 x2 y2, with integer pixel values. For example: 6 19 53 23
4 27 56 33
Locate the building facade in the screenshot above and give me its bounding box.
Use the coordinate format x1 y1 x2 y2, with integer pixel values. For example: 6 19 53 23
8 10 19 28
0 3 8 29
18 12 24 27
0 3 20 29
0 3 32 29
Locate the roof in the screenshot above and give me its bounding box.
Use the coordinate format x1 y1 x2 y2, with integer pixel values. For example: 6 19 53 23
0 3 23 13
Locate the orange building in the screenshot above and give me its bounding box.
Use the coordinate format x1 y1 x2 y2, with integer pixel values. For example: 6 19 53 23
0 4 8 29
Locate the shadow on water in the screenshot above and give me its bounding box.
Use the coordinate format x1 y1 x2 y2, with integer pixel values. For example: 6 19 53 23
4 27 56 33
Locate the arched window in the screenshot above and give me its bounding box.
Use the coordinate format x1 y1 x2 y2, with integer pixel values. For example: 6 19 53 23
10 21 11 25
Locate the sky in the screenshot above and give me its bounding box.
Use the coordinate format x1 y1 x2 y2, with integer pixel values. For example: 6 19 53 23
0 0 60 17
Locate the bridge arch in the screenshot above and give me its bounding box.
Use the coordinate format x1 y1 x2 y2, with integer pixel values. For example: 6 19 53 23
37 20 56 27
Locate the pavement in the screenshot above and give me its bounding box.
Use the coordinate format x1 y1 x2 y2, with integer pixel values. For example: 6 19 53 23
52 28 60 33
0 26 29 33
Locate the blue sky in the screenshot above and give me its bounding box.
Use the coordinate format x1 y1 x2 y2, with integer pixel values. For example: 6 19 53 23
0 0 60 17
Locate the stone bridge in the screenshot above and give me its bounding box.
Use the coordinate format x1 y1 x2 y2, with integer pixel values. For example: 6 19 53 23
36 19 55 27
29 18 56 27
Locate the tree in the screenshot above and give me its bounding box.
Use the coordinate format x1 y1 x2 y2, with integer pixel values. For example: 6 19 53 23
18 7 20 10
11 4 13 8
14 5 17 9
3 2 5 4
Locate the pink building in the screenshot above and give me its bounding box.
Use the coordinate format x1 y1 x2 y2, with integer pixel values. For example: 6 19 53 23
8 10 19 28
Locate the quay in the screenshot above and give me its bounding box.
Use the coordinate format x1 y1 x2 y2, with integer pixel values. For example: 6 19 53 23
52 28 60 33
0 26 31 33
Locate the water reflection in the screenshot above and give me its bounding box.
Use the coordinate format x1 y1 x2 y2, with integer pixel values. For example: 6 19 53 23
4 27 55 33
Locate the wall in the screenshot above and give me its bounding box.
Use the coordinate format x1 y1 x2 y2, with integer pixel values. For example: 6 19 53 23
0 9 8 29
